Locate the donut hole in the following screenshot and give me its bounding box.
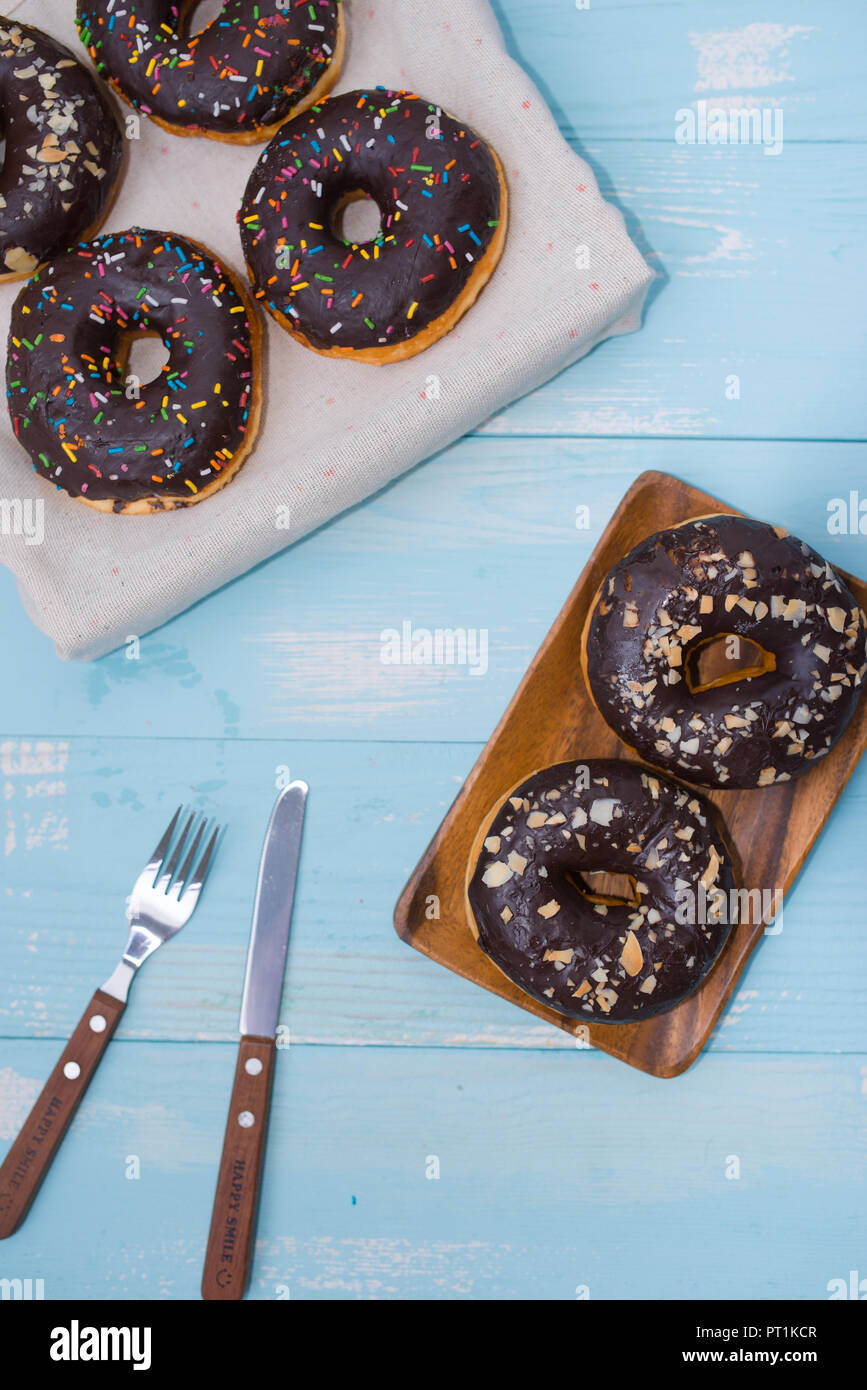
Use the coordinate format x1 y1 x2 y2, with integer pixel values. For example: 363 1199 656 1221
686 633 776 694
331 191 383 246
182 0 226 38
116 331 170 389
566 870 641 910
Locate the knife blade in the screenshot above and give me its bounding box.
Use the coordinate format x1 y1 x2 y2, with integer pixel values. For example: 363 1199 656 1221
239 779 307 1038
202 780 308 1301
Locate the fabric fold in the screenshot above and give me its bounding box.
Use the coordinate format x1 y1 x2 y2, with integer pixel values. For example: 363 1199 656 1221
0 0 653 660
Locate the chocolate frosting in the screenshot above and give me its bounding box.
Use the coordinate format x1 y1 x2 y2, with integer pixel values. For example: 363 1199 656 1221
468 760 735 1024
584 515 867 788
6 227 257 506
76 0 340 137
239 87 503 351
0 19 122 277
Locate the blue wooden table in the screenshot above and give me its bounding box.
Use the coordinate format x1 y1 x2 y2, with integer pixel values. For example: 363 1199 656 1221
2 1 866 1300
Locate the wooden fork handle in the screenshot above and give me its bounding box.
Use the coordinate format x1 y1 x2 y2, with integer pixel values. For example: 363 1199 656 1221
201 1035 276 1300
0 988 125 1238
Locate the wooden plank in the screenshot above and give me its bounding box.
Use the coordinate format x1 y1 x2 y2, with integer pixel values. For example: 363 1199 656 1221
2 735 865 1053
502 0 866 141
1 441 866 742
1 1041 863 1299
479 141 867 440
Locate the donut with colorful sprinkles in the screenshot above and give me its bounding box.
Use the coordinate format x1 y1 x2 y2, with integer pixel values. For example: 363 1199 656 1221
6 227 262 514
239 87 508 362
0 19 123 282
75 1 345 143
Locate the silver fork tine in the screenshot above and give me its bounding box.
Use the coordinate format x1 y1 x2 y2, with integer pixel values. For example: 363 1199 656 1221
171 818 206 899
182 824 221 902
145 806 183 880
156 809 196 891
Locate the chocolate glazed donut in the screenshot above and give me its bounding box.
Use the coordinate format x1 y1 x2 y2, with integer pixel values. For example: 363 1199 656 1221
0 19 123 282
239 87 508 362
582 515 867 789
6 227 261 513
466 760 736 1024
76 1 344 143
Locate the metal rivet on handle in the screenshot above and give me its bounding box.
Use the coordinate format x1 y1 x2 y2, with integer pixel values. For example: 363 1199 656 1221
245 1058 263 1076
63 1062 80 1080
89 1014 107 1033
238 1111 255 1128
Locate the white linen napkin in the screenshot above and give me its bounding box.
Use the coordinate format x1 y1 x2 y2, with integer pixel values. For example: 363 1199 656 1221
0 0 652 659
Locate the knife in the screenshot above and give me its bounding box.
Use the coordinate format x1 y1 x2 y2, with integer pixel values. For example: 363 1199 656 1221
201 780 308 1301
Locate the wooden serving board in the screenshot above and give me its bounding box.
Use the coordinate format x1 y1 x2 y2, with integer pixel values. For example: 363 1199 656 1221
394 470 867 1077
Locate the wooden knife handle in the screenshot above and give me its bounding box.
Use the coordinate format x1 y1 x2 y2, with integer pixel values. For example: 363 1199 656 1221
0 988 125 1238
201 1035 276 1300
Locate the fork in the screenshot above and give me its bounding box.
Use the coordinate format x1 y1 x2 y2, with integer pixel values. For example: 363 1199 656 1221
0 807 221 1239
